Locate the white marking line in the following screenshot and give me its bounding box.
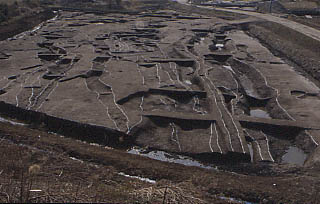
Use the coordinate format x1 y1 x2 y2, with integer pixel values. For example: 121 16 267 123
97 59 121 130
159 42 215 152
166 97 177 109
245 130 263 161
224 101 245 153
170 123 182 151
22 72 39 108
84 79 120 131
159 97 167 105
255 141 264 161
125 57 146 133
64 55 78 73
184 46 236 152
16 80 26 107
128 96 144 133
97 82 120 130
105 102 120 131
17 68 42 108
230 91 236 115
193 96 199 112
174 124 182 152
157 61 171 87
159 62 176 85
26 88 34 109
156 63 161 86
36 81 59 111
209 123 214 152
288 90 305 100
213 123 223 154
1 79 15 92
29 80 53 110
254 67 295 120
226 67 240 116
165 69 175 84
193 96 205 114
255 66 318 146
306 130 319 146
35 54 80 111
260 131 274 162
205 63 245 153
15 75 29 107
99 78 130 132
172 62 190 90
203 71 234 152
136 63 145 85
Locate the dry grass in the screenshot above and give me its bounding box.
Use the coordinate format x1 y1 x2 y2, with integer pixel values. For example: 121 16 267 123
0 140 149 203
132 185 206 204
1 121 320 203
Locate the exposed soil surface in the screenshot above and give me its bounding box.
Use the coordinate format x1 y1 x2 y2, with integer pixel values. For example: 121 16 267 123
1 1 320 203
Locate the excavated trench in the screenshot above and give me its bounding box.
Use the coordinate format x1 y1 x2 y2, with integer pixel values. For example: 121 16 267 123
0 9 319 172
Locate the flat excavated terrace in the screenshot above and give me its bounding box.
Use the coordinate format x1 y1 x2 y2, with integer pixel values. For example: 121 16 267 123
1 10 320 165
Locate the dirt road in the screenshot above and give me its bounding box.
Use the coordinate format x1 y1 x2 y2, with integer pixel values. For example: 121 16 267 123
196 5 320 42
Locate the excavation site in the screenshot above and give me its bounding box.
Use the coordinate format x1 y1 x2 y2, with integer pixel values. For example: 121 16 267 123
1 0 320 203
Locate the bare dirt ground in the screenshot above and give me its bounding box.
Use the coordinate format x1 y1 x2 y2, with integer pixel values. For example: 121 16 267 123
1 1 320 203
288 15 320 30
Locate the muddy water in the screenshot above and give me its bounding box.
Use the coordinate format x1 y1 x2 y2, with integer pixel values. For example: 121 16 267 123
282 146 307 166
128 148 216 169
250 108 271 119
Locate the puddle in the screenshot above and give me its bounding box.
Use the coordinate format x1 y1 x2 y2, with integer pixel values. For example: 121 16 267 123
128 148 215 170
219 196 256 204
0 116 27 126
249 108 271 119
282 146 307 166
